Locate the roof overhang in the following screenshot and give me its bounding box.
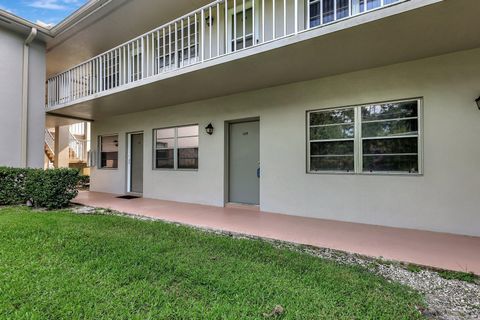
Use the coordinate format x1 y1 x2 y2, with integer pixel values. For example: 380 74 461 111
0 0 111 40
0 10 51 41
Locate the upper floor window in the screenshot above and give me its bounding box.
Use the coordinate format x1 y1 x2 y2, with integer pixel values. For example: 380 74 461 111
308 0 400 28
229 1 257 51
154 125 199 170
99 135 119 169
103 51 121 90
307 99 422 174
156 22 199 71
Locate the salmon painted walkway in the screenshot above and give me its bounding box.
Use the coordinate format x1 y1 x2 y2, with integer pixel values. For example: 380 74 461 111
74 191 480 274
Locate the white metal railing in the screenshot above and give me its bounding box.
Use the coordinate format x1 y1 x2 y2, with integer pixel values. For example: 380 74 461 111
47 0 403 108
69 123 85 136
69 131 88 162
45 129 55 154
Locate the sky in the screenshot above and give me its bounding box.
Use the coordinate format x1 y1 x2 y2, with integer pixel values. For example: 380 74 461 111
0 0 88 28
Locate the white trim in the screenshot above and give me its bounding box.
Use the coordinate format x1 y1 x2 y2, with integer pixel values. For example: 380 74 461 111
307 98 423 175
98 134 119 170
227 0 260 51
126 132 144 194
153 124 199 171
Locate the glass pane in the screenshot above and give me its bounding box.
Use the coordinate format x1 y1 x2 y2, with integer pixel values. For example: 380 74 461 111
178 125 199 137
362 101 418 121
337 0 350 19
177 137 199 149
323 0 335 23
156 138 175 149
234 8 253 38
310 124 354 140
156 128 175 139
310 108 354 126
100 135 118 169
362 119 418 137
363 155 418 173
310 141 354 156
310 156 354 172
352 0 365 14
101 135 118 151
367 0 381 10
309 2 321 27
155 149 174 169
363 138 418 155
233 35 254 50
178 148 199 169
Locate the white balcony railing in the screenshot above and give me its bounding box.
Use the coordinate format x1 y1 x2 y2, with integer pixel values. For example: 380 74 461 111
47 0 403 108
69 131 88 162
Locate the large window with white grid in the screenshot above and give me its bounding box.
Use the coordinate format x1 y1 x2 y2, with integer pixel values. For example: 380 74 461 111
307 99 422 174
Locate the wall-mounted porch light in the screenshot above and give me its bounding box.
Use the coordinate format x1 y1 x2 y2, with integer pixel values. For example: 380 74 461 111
205 123 214 135
206 16 214 26
476 96 480 110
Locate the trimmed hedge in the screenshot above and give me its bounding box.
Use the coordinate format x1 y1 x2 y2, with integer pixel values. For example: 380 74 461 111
0 167 80 209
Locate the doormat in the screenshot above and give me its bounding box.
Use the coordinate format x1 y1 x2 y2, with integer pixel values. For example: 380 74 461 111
116 195 141 200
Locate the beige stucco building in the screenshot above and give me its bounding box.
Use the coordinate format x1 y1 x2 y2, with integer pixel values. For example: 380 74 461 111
1 0 479 236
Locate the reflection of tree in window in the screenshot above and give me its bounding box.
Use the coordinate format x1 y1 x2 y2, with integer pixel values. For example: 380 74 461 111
361 101 420 173
309 108 355 172
308 99 420 174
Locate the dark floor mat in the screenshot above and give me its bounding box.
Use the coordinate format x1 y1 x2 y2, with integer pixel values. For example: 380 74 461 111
116 195 141 200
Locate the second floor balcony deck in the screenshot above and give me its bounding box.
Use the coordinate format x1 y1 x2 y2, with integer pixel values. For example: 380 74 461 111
46 0 407 109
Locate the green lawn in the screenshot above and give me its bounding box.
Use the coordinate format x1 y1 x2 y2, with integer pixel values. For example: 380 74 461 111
0 207 425 319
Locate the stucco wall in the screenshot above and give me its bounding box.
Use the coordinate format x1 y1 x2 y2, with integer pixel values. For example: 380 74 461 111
0 27 46 168
91 48 480 236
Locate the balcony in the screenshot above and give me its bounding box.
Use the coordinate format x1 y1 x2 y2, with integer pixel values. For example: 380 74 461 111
46 0 406 109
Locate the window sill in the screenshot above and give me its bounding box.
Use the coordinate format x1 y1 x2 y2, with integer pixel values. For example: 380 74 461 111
152 168 199 172
307 171 423 177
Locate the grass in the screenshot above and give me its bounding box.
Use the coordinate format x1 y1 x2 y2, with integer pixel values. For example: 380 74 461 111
406 264 423 273
0 206 425 319
438 270 479 283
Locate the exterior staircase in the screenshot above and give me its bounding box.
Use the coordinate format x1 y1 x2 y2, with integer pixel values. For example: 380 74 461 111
44 129 55 168
44 124 90 173
44 144 55 163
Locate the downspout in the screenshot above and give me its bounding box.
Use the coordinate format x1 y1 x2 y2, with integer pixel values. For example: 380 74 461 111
20 27 37 168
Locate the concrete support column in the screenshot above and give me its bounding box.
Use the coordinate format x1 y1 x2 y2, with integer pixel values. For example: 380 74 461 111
54 125 70 168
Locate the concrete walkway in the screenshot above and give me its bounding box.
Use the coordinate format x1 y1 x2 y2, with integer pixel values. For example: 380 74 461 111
74 191 480 274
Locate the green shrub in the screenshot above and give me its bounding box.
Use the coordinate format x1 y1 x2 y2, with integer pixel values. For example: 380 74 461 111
0 167 80 209
0 167 30 205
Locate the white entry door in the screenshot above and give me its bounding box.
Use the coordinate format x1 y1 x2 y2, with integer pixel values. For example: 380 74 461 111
127 133 144 194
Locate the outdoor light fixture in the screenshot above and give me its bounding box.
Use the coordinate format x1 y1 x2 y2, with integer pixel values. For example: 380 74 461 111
205 123 214 135
476 96 480 110
205 16 214 26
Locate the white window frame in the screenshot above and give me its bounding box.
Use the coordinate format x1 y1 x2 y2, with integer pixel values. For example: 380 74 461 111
227 0 260 53
307 98 423 175
153 124 199 171
98 134 119 170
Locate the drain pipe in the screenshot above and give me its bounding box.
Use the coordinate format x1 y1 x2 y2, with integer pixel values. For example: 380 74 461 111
20 27 37 168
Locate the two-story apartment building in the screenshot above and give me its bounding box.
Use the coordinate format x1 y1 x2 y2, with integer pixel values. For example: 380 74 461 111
2 0 480 237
